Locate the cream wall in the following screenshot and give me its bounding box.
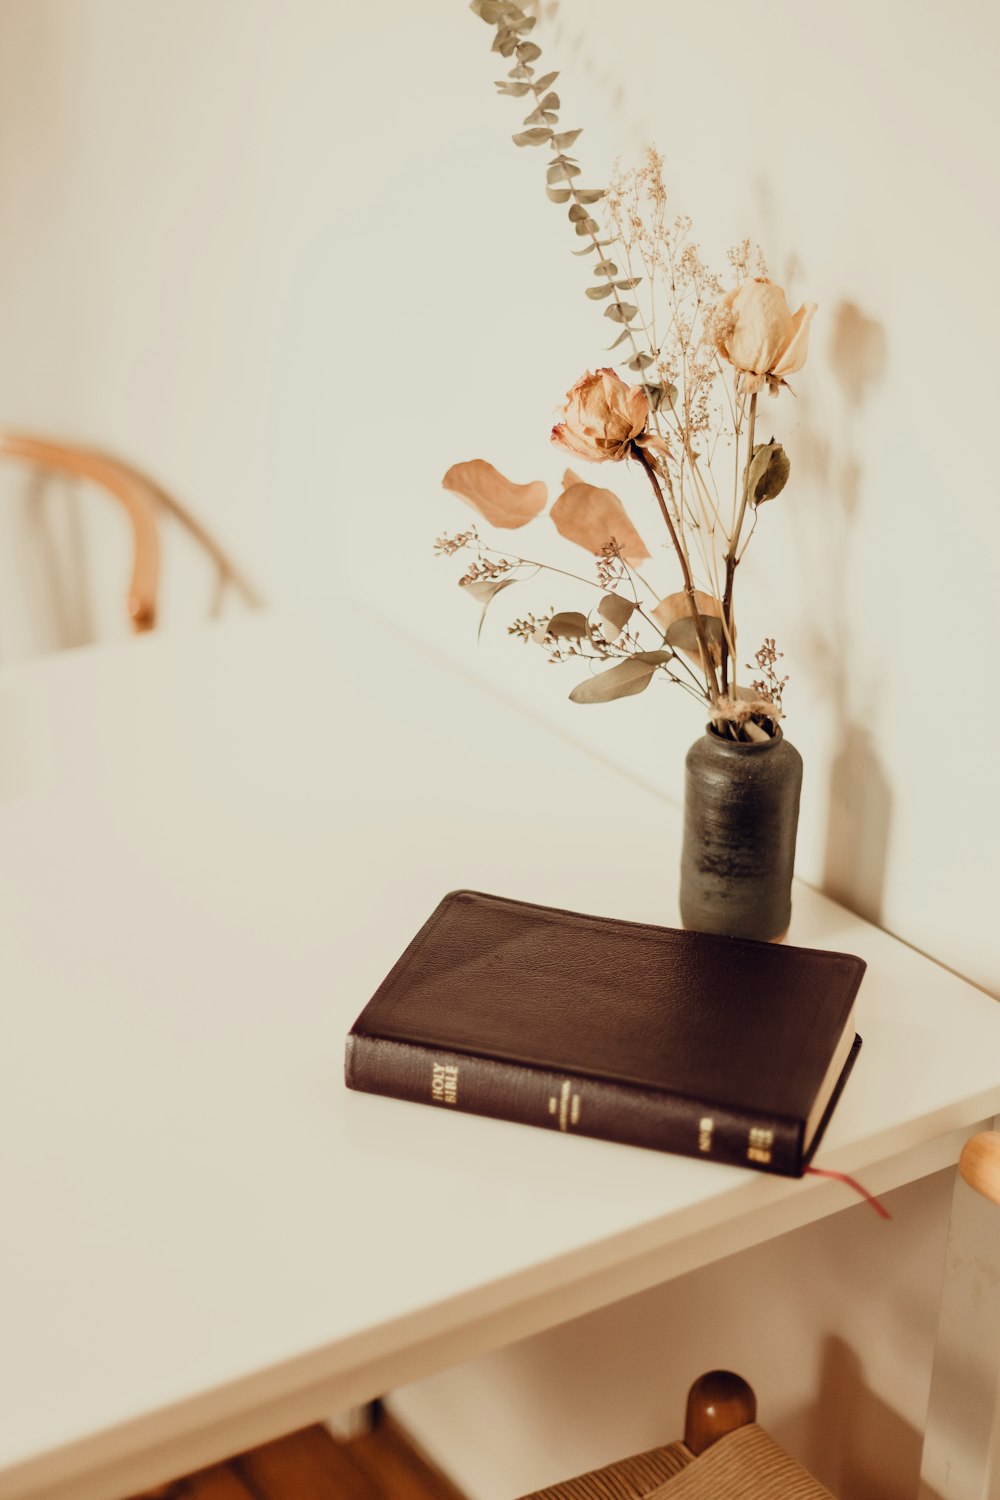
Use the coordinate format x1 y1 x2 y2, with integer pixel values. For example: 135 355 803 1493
0 1 996 1494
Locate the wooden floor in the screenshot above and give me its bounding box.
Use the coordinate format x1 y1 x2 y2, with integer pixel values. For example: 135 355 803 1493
133 1412 468 1500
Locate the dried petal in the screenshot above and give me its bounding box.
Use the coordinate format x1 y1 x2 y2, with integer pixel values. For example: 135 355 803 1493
443 460 547 528
550 470 650 564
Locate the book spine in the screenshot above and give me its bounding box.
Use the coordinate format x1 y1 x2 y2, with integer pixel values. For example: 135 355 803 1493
344 1033 803 1176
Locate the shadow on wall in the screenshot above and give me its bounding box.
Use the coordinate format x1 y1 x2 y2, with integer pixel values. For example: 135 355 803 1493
796 298 891 926
778 1336 936 1500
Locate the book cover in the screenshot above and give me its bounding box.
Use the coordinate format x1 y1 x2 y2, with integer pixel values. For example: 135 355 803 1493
344 890 865 1176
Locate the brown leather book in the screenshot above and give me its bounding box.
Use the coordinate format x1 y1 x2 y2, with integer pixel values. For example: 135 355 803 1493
344 890 865 1176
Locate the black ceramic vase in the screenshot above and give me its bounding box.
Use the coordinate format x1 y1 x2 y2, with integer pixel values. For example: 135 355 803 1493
680 726 803 942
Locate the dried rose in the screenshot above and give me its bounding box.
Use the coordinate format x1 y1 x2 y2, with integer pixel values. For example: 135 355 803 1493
551 368 653 463
714 278 816 395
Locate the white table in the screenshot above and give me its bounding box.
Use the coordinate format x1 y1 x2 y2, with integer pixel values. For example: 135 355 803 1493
1 610 998 1500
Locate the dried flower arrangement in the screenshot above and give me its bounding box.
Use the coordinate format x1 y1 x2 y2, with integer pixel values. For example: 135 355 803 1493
437 0 814 742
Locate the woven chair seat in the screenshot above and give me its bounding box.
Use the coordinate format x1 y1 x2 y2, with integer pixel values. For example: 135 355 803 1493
518 1425 836 1500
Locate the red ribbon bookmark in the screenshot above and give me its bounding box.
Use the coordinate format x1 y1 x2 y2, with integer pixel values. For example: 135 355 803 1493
806 1166 892 1219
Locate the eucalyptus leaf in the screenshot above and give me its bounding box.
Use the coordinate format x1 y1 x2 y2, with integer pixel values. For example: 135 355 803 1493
643 382 677 413
493 31 518 55
598 594 636 634
523 105 557 126
515 13 537 31
664 613 724 659
513 127 553 146
574 216 599 236
746 440 790 505
536 91 559 110
551 128 582 150
593 259 618 276
459 575 520 643
459 577 514 604
547 610 590 640
547 187 571 203
535 70 559 90
517 40 542 60
585 284 615 299
567 203 590 222
614 277 642 290
470 0 513 20
605 302 638 324
626 352 656 371
569 657 657 705
546 161 581 183
574 188 606 205
507 62 532 78
496 81 533 95
607 329 632 348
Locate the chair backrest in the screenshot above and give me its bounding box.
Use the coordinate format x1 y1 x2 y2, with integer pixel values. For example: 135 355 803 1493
0 429 262 660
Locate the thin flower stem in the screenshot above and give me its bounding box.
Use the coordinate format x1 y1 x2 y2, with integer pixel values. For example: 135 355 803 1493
720 388 757 694
633 445 720 704
476 539 674 664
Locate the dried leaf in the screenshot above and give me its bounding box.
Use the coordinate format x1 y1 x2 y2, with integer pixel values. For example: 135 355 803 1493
493 31 518 56
574 216 600 236
550 471 650 564
607 329 632 349
747 440 790 505
547 610 590 640
626 352 656 371
569 657 657 704
523 105 557 125
496 81 533 95
513 127 553 146
470 0 514 21
567 203 590 222
614 277 641 290
535 70 559 90
585 284 615 300
643 382 676 413
507 62 532 78
598 594 636 635
515 14 537 32
605 302 638 324
546 187 571 203
593 259 618 277
551 128 582 150
460 576 520 644
459 576 515 604
517 40 542 60
443 459 547 529
652 591 724 666
546 161 581 183
574 189 606 205
573 240 610 255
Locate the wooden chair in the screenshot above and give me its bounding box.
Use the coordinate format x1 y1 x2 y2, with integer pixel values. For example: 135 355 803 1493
516 1370 837 1499
0 429 261 654
518 1131 1000 1500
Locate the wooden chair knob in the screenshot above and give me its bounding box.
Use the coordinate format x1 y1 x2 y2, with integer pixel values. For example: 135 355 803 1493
684 1370 757 1455
959 1131 1000 1208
